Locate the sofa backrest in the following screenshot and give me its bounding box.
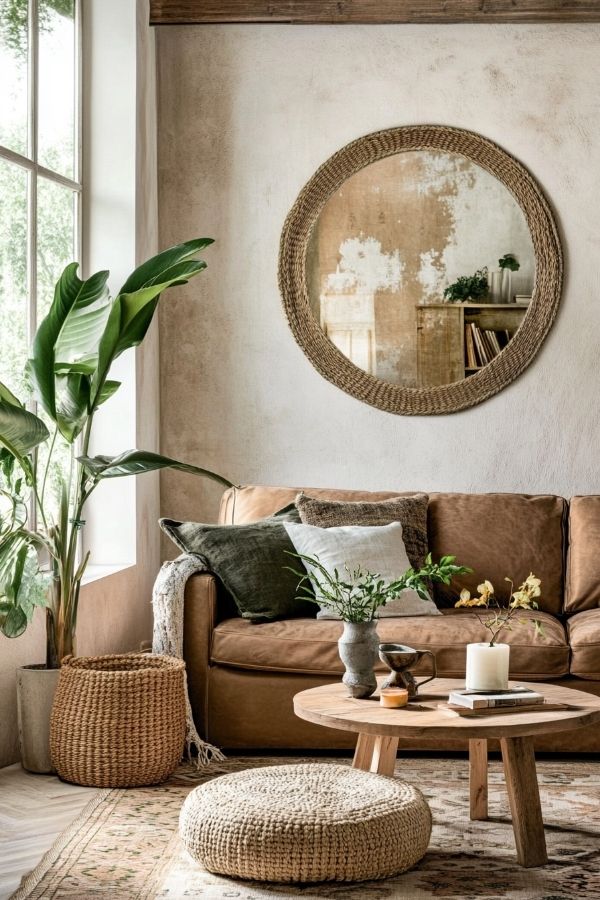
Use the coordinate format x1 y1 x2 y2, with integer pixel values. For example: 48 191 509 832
566 496 600 613
219 485 568 616
428 493 566 616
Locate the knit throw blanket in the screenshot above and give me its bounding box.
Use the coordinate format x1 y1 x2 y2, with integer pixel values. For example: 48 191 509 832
152 554 226 767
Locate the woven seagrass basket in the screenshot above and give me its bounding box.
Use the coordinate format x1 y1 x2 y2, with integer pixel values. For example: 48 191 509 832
49 653 186 788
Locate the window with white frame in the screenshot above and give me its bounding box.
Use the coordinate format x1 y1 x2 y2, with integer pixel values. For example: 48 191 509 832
0 0 80 515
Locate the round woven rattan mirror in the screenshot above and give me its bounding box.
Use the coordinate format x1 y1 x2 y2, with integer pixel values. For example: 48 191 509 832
278 125 562 415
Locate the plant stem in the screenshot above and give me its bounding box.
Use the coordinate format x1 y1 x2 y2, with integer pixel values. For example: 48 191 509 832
40 425 58 513
49 415 95 666
31 480 48 533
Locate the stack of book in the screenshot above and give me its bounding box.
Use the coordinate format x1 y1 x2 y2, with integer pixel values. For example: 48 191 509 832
448 687 544 710
465 323 511 368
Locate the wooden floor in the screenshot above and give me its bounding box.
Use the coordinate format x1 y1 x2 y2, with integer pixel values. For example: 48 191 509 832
0 764 96 900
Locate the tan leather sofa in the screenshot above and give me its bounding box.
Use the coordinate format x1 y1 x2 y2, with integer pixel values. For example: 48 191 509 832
183 486 600 753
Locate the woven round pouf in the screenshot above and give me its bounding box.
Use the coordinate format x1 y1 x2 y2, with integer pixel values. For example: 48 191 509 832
179 764 431 883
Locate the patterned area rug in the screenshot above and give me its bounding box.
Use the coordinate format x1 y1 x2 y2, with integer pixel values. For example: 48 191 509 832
11 757 600 900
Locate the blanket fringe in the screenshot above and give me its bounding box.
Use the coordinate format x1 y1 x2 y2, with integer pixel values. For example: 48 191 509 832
183 671 226 766
152 555 226 767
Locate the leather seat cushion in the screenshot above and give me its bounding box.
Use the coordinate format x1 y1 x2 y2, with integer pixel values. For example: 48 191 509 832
568 609 600 679
211 609 569 680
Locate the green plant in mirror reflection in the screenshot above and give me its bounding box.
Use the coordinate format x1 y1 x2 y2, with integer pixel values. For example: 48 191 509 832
443 267 489 303
498 253 520 272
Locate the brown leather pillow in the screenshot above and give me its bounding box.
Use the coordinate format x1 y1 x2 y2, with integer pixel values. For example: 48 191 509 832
295 492 429 570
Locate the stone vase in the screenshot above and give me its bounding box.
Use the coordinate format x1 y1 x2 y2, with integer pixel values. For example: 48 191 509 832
16 664 60 773
501 268 513 303
338 620 379 699
490 269 503 303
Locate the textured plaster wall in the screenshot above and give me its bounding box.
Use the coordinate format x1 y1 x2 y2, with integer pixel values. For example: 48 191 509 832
157 24 600 547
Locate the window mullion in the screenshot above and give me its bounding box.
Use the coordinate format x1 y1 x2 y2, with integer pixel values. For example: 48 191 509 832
0 147 82 193
28 0 38 529
75 0 83 191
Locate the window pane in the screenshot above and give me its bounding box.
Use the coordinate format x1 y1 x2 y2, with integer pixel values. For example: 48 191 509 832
0 159 28 402
38 0 76 178
37 175 76 316
0 0 29 156
36 176 77 523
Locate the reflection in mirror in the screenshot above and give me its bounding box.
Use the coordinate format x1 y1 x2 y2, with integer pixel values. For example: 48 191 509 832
307 151 535 388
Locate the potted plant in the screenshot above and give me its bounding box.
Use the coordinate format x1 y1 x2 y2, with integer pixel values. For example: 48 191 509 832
455 574 543 691
288 553 472 698
0 239 233 772
443 268 489 303
498 253 520 303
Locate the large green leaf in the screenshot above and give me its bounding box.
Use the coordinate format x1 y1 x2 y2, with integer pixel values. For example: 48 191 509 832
55 373 90 442
96 380 121 406
29 263 109 434
90 240 212 407
0 380 23 407
54 294 111 365
78 450 234 488
119 238 213 294
0 531 27 588
94 268 207 381
0 543 49 639
0 603 27 638
0 398 49 477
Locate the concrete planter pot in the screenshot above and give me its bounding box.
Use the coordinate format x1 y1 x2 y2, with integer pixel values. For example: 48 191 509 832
338 620 379 699
16 665 60 773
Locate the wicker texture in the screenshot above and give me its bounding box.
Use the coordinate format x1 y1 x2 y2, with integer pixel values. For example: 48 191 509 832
179 763 432 882
296 491 429 569
278 125 563 415
50 654 186 788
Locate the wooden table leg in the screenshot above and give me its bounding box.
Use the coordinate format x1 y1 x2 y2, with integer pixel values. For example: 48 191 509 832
469 738 488 820
352 733 399 777
500 736 548 868
352 733 375 770
370 735 399 776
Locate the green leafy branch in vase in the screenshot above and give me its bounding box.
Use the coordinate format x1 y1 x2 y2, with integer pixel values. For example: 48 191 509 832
455 574 544 646
0 239 234 665
286 552 472 623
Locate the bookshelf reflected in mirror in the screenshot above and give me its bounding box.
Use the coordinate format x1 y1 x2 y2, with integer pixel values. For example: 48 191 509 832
416 302 529 388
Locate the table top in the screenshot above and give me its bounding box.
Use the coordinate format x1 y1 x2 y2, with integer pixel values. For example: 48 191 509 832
293 678 600 741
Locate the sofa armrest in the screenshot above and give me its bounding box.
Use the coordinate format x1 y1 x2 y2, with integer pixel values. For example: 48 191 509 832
183 573 219 738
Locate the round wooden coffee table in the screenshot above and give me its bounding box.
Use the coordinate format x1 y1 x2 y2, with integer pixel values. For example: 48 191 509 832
294 678 600 868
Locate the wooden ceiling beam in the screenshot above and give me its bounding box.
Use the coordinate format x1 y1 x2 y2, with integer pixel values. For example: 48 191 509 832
150 1 600 26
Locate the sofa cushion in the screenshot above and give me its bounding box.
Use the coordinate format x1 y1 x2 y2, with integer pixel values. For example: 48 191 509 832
295 492 429 570
160 505 315 621
283 520 440 619
567 609 600 679
219 487 567 616
566 496 600 613
210 609 569 680
428 493 567 616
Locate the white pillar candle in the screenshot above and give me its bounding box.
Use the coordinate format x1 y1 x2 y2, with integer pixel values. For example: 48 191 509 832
465 643 510 691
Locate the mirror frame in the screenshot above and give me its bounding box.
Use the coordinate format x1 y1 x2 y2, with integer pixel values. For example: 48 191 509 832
278 125 563 415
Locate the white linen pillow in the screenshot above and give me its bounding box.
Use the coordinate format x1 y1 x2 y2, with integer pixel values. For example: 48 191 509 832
283 520 440 618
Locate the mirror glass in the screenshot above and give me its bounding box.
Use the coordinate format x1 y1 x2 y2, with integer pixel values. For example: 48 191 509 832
306 151 535 388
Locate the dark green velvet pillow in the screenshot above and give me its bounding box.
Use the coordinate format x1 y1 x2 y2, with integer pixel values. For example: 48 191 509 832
159 505 315 621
